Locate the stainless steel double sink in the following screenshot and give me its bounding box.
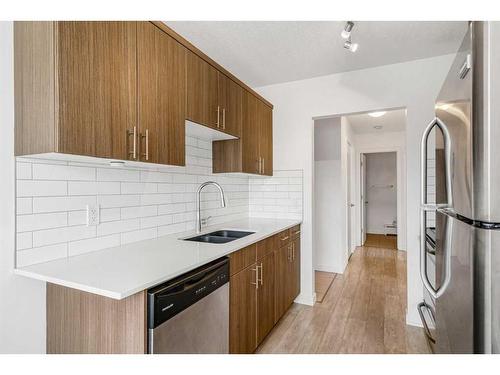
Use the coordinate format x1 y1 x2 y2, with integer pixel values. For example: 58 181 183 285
183 230 255 244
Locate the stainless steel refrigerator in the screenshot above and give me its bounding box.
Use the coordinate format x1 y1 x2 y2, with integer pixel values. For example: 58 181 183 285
418 21 500 354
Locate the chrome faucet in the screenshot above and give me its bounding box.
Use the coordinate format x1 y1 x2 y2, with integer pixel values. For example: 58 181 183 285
196 181 226 233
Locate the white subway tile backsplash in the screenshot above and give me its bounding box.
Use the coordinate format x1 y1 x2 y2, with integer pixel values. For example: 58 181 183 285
16 243 68 267
68 181 120 196
15 136 301 267
17 212 68 232
97 219 140 237
68 235 121 257
16 162 32 179
17 180 67 197
33 163 95 181
33 195 96 213
33 225 96 247
16 198 32 215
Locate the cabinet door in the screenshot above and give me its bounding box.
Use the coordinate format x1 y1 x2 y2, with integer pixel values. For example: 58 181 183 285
137 22 186 166
274 244 291 323
259 102 273 176
186 51 219 129
218 73 242 137
242 92 261 174
257 252 275 344
290 237 301 302
57 21 137 159
229 264 258 354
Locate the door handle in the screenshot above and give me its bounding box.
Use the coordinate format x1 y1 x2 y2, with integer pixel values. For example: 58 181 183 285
141 129 149 161
292 243 295 261
258 263 263 285
417 302 436 344
216 106 220 128
419 116 454 299
251 266 259 290
222 108 226 130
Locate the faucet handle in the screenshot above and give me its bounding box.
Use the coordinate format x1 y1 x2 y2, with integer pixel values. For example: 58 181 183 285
201 216 212 226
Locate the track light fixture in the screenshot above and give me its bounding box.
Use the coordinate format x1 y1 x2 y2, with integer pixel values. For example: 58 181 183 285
341 21 358 53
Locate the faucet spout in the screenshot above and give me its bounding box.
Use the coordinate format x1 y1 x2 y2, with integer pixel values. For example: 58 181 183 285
196 181 226 233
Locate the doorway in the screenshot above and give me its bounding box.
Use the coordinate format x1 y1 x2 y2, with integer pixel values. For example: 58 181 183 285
361 151 398 249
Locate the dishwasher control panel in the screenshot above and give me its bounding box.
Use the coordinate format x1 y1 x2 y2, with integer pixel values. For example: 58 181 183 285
147 257 229 329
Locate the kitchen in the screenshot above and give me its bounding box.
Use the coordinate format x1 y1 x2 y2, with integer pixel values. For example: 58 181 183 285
1 0 500 372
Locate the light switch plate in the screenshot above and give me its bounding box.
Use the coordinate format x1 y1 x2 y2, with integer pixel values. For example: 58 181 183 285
86 204 100 226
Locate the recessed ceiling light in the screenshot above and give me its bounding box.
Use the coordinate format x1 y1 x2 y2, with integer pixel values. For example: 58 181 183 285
368 111 387 118
373 125 383 130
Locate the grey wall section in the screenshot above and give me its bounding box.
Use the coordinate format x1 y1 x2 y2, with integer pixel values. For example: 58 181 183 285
365 152 397 234
314 117 341 161
0 21 46 353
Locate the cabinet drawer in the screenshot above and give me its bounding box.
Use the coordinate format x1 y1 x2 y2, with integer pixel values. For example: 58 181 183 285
277 229 291 248
229 244 257 276
256 236 276 260
290 225 301 239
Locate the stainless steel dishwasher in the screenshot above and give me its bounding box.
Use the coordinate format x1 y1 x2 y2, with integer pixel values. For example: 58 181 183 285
147 257 229 354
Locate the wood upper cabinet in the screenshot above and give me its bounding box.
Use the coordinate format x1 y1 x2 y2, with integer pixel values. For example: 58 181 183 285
229 263 258 354
137 22 186 166
15 21 138 158
217 73 243 137
186 51 219 129
213 90 273 176
257 251 276 343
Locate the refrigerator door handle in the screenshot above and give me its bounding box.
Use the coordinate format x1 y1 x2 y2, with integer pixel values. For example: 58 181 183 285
417 301 436 344
420 117 454 299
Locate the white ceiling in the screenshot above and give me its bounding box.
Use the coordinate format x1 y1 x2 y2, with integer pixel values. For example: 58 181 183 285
165 21 468 87
347 109 407 134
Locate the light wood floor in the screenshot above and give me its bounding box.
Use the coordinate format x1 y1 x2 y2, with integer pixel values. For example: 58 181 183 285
256 246 430 354
364 233 397 249
315 271 336 303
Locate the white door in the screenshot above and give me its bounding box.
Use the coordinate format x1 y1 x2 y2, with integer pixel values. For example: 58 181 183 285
360 153 367 245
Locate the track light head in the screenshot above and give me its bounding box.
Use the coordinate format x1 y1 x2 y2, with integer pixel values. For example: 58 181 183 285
344 40 358 53
341 21 354 39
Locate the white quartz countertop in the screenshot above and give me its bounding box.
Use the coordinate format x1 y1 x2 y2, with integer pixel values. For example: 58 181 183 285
14 217 301 300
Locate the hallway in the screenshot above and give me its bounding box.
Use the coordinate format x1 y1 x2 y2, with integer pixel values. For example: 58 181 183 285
256 246 430 354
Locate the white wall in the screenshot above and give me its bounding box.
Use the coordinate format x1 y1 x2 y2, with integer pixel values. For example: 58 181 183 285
313 118 343 273
255 54 454 322
0 21 46 353
365 152 397 234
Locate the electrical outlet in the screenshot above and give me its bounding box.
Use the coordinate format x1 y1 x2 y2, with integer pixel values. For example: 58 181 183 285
86 204 100 226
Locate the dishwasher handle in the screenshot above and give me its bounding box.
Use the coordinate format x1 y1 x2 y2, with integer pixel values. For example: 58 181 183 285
148 257 229 329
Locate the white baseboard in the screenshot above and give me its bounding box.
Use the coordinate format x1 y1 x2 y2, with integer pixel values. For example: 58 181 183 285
406 309 423 327
315 263 344 274
294 292 316 306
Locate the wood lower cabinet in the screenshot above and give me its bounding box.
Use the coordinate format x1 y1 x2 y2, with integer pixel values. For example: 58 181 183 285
229 226 300 353
257 251 275 343
137 22 186 165
229 263 258 354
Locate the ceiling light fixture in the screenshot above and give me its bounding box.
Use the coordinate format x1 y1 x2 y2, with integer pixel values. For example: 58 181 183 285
344 40 358 53
368 111 387 118
373 125 383 130
341 21 354 39
341 21 358 53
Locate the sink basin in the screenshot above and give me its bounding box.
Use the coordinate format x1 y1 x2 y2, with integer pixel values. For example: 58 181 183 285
183 230 255 244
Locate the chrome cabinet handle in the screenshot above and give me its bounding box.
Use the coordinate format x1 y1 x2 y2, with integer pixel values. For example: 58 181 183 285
292 243 295 261
419 116 453 299
294 230 301 236
222 108 226 130
281 235 289 241
262 158 265 174
216 106 220 128
417 302 436 344
141 129 149 161
127 126 137 159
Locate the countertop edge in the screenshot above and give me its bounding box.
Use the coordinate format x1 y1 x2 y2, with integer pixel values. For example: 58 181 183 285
15 218 302 300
